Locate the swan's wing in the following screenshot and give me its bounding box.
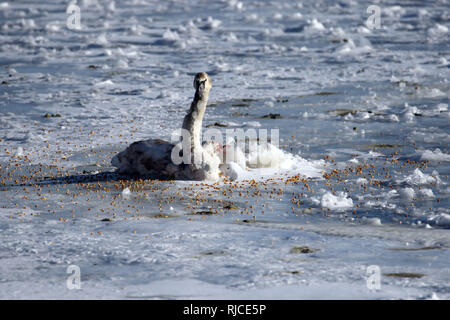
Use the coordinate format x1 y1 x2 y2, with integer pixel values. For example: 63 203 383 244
112 139 175 176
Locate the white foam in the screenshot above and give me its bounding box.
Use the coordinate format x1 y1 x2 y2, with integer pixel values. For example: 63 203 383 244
247 143 285 169
221 161 246 180
224 144 324 181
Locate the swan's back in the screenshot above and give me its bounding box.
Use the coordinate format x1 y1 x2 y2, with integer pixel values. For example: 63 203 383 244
112 139 175 177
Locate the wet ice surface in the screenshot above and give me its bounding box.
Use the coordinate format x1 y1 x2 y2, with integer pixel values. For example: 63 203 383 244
0 0 449 299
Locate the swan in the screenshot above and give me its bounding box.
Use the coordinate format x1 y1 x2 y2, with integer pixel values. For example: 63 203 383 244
112 72 225 181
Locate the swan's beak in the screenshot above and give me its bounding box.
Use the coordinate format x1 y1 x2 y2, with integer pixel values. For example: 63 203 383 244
197 80 206 92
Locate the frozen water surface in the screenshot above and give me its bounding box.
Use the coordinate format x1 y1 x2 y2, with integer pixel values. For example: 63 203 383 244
0 0 449 299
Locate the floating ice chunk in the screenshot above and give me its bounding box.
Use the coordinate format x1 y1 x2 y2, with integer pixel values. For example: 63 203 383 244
45 21 60 32
107 1 115 12
415 87 447 98
264 101 274 108
242 121 261 128
420 149 450 162
361 217 382 226
356 178 368 185
418 188 434 198
202 17 222 30
336 36 372 55
308 18 326 31
357 26 371 34
153 29 182 46
431 170 442 185
156 90 172 99
388 114 399 122
221 121 239 127
321 192 353 210
291 13 303 20
245 13 260 23
16 146 24 157
19 18 36 29
386 190 398 198
221 32 238 42
383 5 405 17
343 113 354 120
164 29 180 40
357 150 384 160
96 34 109 45
434 103 447 112
94 80 114 87
310 197 321 205
399 187 415 201
234 1 244 10
24 131 43 143
438 57 448 65
122 187 131 199
227 0 243 10
212 62 232 72
356 112 370 120
273 13 283 20
403 169 436 185
115 59 128 68
428 293 440 300
428 24 448 36
418 9 429 18
402 105 419 121
427 213 450 228
413 221 432 229
422 103 447 116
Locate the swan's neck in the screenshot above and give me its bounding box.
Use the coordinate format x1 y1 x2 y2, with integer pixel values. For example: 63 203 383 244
182 90 209 151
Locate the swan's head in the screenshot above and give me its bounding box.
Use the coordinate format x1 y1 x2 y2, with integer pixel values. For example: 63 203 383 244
193 72 212 94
